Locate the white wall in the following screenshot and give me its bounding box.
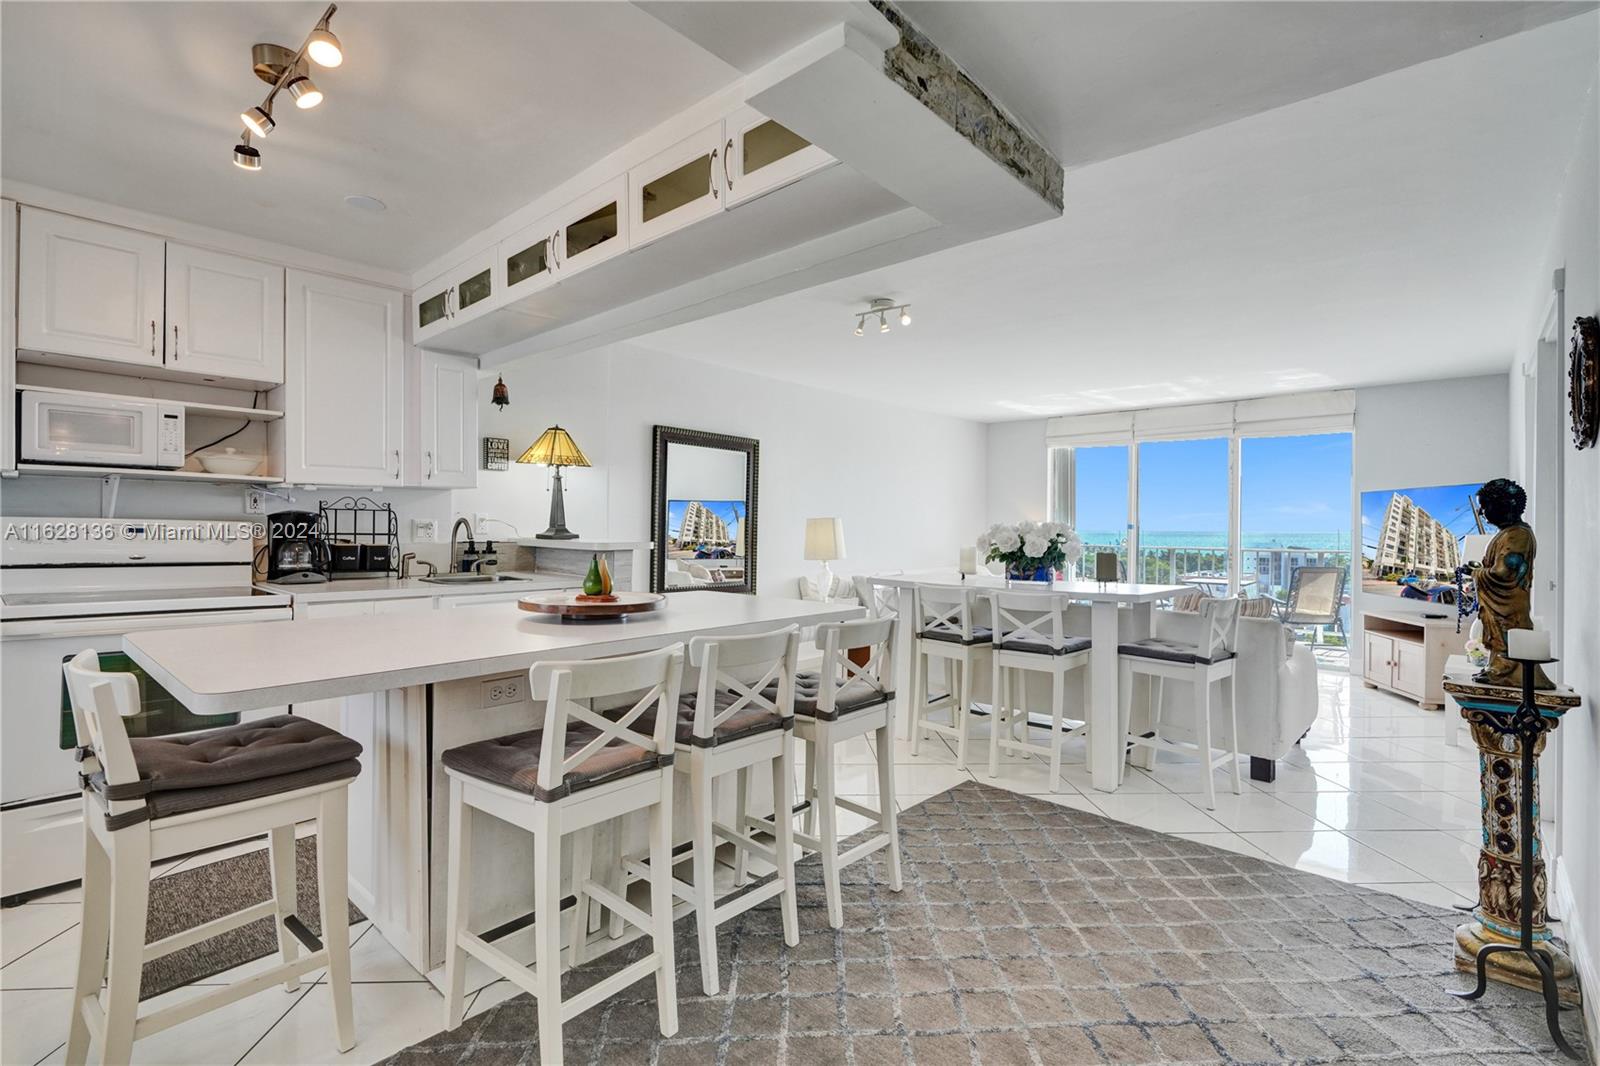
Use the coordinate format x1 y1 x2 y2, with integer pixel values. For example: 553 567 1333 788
985 418 1049 525
1517 77 1599 1047
457 342 989 593
1349 374 1509 639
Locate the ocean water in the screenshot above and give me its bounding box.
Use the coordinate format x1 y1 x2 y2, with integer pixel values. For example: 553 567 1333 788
1077 530 1352 551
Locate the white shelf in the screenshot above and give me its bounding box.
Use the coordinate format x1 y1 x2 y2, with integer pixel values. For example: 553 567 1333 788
14 463 283 485
15 383 283 421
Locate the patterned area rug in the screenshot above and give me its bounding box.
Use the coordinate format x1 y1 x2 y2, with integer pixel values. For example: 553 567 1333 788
384 781 1587 1064
142 834 364 1000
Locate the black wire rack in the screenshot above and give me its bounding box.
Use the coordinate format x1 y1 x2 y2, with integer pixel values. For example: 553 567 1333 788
318 496 400 577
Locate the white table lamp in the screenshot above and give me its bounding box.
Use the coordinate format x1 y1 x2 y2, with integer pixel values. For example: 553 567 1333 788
804 517 845 601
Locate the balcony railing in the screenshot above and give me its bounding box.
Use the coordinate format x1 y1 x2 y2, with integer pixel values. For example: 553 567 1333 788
1071 542 1353 602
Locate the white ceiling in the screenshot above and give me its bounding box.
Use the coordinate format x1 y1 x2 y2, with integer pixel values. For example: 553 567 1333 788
631 12 1599 423
897 1 1593 167
0 2 737 271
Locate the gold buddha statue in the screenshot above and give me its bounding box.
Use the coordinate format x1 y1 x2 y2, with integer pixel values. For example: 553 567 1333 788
1471 478 1552 689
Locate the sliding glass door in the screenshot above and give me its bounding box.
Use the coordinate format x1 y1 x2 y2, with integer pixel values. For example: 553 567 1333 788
1240 432 1353 630
1073 445 1130 579
1136 438 1230 588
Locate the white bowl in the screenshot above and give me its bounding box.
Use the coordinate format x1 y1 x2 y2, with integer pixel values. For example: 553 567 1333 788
197 450 263 476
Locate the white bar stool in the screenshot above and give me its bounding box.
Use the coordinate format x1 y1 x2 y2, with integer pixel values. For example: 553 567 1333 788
987 591 1093 790
62 649 360 1066
909 584 991 767
608 627 801 995
440 645 684 1066
761 617 902 929
1117 597 1244 808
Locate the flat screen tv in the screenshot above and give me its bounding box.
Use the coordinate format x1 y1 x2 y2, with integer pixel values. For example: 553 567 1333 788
1359 481 1487 608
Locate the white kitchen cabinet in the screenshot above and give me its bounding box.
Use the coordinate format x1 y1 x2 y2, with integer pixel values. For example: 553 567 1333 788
498 215 559 303
419 350 477 488
415 247 495 347
724 106 834 208
555 176 628 279
17 207 165 369
629 121 726 248
279 270 404 485
164 243 285 384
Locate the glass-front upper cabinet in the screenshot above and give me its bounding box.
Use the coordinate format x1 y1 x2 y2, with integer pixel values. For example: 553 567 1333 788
555 176 627 278
724 105 834 208
415 247 496 346
629 122 725 249
501 222 556 298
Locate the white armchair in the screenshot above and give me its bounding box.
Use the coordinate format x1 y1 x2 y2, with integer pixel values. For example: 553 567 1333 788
1135 611 1319 782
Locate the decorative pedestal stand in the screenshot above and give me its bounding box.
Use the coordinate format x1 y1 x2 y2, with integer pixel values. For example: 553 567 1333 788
1442 656 1583 1058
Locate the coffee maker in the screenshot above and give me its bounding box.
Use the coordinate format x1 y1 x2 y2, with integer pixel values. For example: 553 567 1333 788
266 510 330 584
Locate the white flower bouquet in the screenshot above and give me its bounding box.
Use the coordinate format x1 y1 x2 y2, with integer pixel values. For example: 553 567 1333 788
977 521 1084 581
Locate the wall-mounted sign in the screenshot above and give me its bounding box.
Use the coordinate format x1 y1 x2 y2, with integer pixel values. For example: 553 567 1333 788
481 437 510 471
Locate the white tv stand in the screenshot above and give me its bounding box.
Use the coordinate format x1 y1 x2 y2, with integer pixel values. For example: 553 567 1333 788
1360 607 1469 709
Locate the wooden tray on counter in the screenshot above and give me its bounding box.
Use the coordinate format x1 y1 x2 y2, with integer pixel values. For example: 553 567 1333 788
518 591 665 620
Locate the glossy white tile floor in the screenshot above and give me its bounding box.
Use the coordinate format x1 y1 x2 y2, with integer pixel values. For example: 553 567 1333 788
0 664 1497 1066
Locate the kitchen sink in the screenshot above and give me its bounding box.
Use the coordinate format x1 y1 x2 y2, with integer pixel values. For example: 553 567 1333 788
421 573 519 584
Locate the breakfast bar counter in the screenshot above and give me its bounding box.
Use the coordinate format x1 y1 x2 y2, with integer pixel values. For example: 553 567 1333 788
123 591 861 974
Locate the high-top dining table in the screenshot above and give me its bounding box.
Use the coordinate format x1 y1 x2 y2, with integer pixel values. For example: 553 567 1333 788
871 570 1190 792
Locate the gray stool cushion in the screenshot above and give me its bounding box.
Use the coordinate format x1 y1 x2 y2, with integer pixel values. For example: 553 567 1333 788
1118 638 1234 666
920 627 993 646
787 672 891 721
442 727 670 802
89 715 362 823
997 636 1091 656
604 689 789 749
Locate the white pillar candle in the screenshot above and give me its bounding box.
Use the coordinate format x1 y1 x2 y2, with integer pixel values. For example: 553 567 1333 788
1506 628 1551 661
959 546 978 575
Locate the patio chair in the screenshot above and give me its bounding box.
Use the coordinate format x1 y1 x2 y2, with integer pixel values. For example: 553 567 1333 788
1275 566 1348 647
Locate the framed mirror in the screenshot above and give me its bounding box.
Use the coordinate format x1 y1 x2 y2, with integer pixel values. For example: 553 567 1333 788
651 425 759 594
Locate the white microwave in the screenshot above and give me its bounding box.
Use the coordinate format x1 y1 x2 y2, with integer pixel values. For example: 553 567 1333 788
19 390 186 469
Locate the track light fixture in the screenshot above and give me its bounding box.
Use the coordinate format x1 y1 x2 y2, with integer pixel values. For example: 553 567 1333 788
231 3 342 171
852 298 911 337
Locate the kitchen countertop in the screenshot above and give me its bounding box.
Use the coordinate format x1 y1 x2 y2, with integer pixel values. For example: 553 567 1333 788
124 591 861 714
510 538 654 552
255 571 575 602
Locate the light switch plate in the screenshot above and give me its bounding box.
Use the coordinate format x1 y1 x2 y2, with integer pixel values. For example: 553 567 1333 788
244 490 266 515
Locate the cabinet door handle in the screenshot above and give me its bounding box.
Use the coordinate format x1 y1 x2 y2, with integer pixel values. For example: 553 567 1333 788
446 287 455 318
724 138 734 191
150 320 157 358
709 148 719 199
393 449 401 480
425 450 434 479
172 324 179 360
551 233 560 270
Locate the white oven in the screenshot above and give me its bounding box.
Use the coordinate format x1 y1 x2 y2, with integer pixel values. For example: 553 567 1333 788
19 389 186 468
0 517 291 901
0 607 292 901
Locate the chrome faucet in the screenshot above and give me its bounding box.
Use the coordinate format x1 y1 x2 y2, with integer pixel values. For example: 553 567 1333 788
449 517 477 574
399 552 436 579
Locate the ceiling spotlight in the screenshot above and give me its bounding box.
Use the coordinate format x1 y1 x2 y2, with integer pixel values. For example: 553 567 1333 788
241 105 275 137
287 75 323 109
900 307 912 327
232 135 262 171
306 16 344 68
853 317 864 337
879 312 890 334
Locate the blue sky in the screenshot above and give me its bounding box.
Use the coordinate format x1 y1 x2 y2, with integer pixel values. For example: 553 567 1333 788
1074 433 1353 535
1359 481 1484 556
667 499 745 539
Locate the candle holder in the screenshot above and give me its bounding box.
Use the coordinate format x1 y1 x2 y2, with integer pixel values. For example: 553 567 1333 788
1446 653 1580 1059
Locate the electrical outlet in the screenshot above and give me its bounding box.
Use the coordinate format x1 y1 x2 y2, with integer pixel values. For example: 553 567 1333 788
412 519 437 543
480 674 526 707
473 513 489 536
244 490 266 516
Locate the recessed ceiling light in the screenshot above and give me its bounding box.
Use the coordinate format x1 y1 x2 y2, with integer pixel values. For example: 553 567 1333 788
344 194 387 213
